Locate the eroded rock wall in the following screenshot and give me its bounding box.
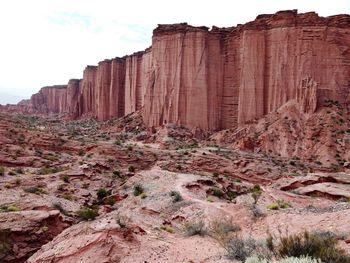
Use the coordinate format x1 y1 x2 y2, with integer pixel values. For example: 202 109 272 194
30 85 67 114
66 79 81 118
79 66 97 117
27 10 350 130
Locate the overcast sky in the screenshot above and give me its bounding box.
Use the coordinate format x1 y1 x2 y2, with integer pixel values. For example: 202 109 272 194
0 0 349 104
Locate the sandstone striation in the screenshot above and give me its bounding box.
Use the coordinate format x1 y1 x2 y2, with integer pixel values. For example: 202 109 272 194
25 10 350 131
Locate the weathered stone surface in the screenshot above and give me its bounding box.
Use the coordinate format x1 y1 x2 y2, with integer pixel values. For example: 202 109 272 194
30 85 67 114
95 60 112 121
79 65 97 117
66 79 80 118
144 24 223 130
0 210 68 263
110 58 126 118
125 52 144 115
25 10 350 130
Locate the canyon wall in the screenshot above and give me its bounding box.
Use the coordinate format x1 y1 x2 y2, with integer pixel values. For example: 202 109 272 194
27 10 350 130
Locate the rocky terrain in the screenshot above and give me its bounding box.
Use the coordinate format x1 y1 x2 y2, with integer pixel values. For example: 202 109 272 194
0 104 350 262
1 8 350 263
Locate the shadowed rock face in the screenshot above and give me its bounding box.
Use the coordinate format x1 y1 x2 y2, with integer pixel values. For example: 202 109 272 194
26 10 350 130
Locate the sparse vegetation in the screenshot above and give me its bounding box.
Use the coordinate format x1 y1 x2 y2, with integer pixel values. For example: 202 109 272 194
169 190 182 202
245 256 321 263
133 184 144 196
211 187 224 198
249 204 265 219
276 231 350 263
224 236 258 261
77 207 99 221
24 186 46 195
140 192 148 199
96 188 108 200
37 166 63 175
0 230 11 260
184 220 207 236
53 202 68 215
207 196 214 202
250 184 263 204
209 218 241 245
113 170 122 178
0 166 5 176
161 224 174 233
213 171 219 177
104 196 116 206
115 213 130 228
266 199 291 210
62 175 70 183
0 203 20 212
128 165 135 173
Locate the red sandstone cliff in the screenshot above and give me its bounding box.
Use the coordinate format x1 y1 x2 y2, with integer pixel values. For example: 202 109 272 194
26 10 350 131
30 85 67 114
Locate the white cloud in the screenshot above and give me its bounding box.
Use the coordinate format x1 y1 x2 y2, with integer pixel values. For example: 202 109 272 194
0 0 349 103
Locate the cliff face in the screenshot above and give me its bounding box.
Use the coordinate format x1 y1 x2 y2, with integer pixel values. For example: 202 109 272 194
27 10 350 130
31 85 67 114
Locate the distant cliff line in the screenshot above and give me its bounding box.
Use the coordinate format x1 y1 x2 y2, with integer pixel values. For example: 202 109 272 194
25 10 350 131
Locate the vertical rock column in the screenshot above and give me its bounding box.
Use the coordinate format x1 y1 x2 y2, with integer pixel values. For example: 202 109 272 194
125 52 144 115
66 79 81 118
238 30 266 124
96 60 112 121
110 58 126 118
143 24 223 131
221 30 241 130
79 66 97 117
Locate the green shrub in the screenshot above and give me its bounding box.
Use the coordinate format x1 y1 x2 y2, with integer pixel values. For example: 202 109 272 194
0 230 11 259
113 170 122 178
0 203 20 213
209 218 241 245
207 196 214 202
62 193 73 200
77 207 98 221
0 166 5 176
37 166 63 175
250 184 263 204
211 187 224 198
277 231 350 263
266 203 280 210
213 171 219 177
133 184 144 196
161 224 174 233
96 188 108 200
184 220 207 236
170 191 183 202
104 196 116 206
15 168 24 174
224 236 257 261
128 165 135 173
245 256 321 263
140 192 148 199
277 199 291 209
24 186 46 195
62 175 70 183
266 199 291 210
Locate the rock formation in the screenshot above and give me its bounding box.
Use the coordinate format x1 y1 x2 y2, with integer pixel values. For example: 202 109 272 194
25 10 350 131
